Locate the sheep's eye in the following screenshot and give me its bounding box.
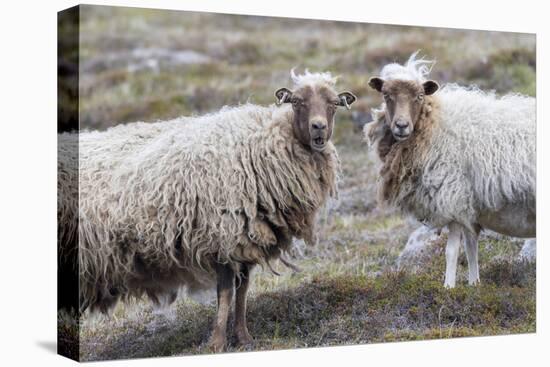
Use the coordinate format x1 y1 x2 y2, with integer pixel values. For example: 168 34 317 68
417 94 424 102
383 93 391 100
291 99 300 106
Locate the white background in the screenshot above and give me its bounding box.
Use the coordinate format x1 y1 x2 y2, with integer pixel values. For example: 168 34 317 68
0 0 546 366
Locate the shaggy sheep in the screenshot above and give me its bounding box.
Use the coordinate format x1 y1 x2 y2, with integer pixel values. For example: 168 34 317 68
365 52 535 288
58 70 356 351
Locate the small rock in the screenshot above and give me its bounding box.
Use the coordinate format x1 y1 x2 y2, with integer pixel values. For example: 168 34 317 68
397 225 441 269
519 239 536 262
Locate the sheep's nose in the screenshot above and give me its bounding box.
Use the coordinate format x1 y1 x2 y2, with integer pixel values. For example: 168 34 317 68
395 119 409 129
311 121 327 130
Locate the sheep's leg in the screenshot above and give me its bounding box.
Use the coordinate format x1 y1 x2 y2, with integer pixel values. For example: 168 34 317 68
463 227 480 286
235 263 254 346
444 223 462 288
209 263 235 352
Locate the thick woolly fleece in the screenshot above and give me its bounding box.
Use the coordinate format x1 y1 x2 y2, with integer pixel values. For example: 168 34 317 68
366 55 535 232
58 102 338 312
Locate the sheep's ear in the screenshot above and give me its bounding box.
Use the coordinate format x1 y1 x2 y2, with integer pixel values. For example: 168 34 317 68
422 80 439 95
337 91 357 110
275 87 292 105
368 77 384 92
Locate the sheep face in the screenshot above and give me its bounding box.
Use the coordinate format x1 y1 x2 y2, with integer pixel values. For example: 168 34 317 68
276 85 356 152
368 77 439 141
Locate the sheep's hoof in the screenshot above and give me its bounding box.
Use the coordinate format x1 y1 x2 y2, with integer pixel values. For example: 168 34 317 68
236 331 254 348
207 336 227 353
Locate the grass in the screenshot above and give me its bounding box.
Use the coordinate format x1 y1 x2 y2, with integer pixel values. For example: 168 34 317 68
59 5 537 361
69 5 536 131
78 260 535 360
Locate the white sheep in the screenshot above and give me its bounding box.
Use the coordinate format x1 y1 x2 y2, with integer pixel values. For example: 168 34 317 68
365 52 535 288
58 70 356 351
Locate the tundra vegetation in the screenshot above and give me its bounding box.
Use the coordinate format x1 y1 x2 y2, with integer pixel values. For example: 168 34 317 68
59 6 536 361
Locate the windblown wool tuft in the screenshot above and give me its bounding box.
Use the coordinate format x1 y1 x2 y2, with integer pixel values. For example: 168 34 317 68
380 50 434 82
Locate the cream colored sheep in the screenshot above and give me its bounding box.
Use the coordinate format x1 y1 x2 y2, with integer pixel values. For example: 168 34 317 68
365 53 535 288
58 69 356 351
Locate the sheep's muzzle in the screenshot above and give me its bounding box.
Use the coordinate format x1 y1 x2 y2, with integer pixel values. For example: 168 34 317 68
392 118 412 141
